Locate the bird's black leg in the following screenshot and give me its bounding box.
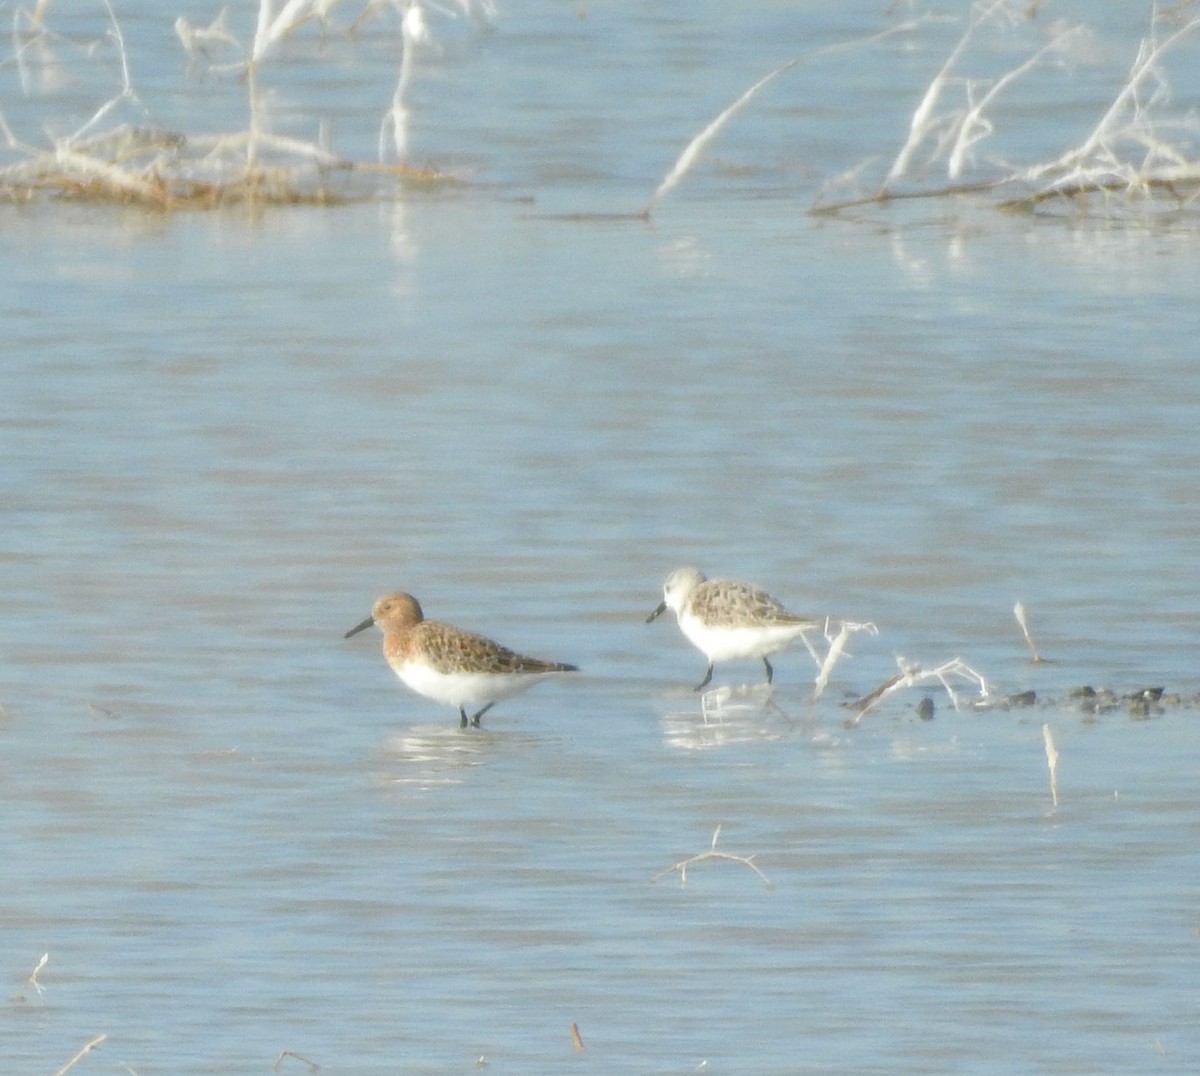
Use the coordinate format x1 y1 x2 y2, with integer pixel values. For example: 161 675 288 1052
470 702 495 728
693 664 714 692
459 708 469 729
763 657 774 685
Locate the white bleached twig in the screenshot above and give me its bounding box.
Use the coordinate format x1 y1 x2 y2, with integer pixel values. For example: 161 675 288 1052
24 952 49 999
252 0 318 63
813 620 878 701
945 23 1084 179
67 0 151 145
1013 600 1043 662
54 1035 108 1076
643 59 798 214
379 3 429 162
1025 14 1200 185
652 825 774 889
644 18 923 216
886 0 1013 186
848 654 990 725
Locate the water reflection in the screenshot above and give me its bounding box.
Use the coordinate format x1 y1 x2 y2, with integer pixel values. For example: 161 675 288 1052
386 199 418 269
375 724 556 788
376 724 491 788
661 683 815 750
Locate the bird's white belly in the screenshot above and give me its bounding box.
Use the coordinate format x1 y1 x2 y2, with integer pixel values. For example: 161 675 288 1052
395 661 544 708
679 613 807 662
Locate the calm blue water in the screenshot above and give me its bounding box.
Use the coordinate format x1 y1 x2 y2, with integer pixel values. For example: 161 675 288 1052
3 3 1200 1072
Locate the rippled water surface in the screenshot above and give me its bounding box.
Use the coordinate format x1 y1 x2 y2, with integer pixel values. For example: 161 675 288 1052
3 3 1200 1072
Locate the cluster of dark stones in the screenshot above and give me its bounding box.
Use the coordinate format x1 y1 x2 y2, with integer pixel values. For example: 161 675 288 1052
908 685 1192 721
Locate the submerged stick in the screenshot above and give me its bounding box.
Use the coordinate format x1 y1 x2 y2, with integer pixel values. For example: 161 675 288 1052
272 1050 320 1072
810 178 1001 215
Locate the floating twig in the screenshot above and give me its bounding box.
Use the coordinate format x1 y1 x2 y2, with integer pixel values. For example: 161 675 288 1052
652 825 773 889
54 1034 108 1076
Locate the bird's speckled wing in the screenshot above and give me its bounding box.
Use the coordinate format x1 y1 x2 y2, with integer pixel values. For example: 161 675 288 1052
690 580 817 629
416 621 577 675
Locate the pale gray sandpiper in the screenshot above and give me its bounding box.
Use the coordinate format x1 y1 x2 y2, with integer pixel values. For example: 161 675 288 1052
345 592 579 728
646 567 821 691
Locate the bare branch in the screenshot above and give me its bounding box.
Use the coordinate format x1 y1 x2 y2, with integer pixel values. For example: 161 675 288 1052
653 826 774 889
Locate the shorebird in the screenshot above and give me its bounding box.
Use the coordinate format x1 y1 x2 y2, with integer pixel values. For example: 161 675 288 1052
345 592 579 728
647 567 821 691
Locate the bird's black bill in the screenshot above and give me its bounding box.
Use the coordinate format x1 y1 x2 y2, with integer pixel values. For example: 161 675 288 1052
646 601 667 623
343 616 375 639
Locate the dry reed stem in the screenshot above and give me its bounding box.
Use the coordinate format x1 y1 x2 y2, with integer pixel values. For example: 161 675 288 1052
885 1 1007 186
821 6 1200 216
0 135 455 208
652 825 774 890
1042 724 1059 807
0 1 463 208
886 0 1070 187
1022 14 1200 187
569 1023 585 1052
54 1034 107 1076
944 24 1084 180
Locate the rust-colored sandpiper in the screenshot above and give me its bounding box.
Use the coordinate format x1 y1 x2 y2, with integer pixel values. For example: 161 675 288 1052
345 592 579 728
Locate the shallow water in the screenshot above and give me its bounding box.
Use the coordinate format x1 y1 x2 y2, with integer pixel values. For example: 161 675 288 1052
3 3 1200 1072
